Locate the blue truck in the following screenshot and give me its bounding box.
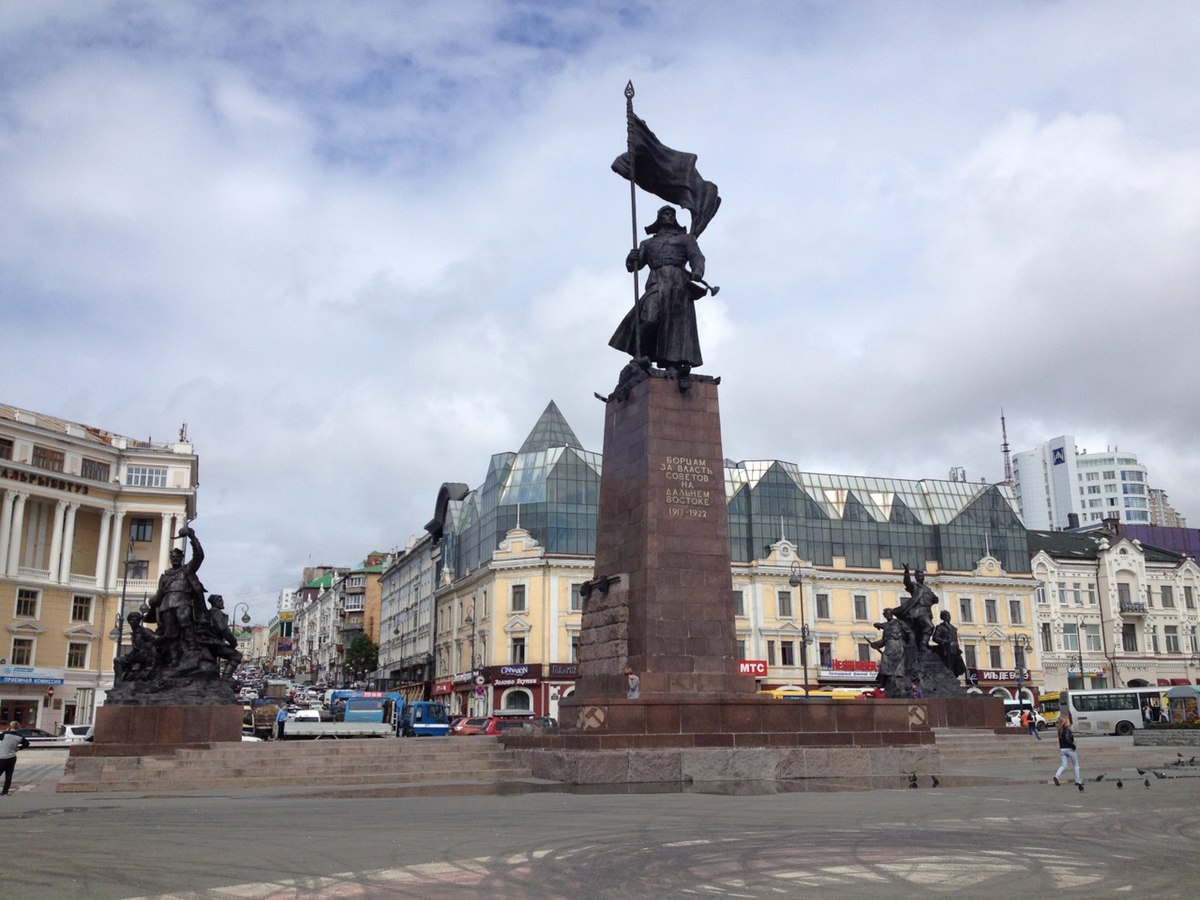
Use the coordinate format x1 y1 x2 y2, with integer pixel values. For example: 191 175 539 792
399 700 450 737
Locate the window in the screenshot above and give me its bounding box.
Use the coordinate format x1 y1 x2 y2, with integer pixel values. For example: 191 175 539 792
71 595 93 622
777 590 792 618
126 465 167 487
1035 582 1048 605
1014 642 1027 669
780 642 795 666
1064 625 1080 652
1084 624 1102 652
1165 626 1180 653
570 584 584 612
736 639 746 659
1040 623 1052 652
130 518 154 542
964 645 977 669
1008 600 1022 624
0 437 12 459
733 590 744 617
853 595 868 621
1117 583 1131 606
767 640 776 666
15 588 39 618
815 593 830 619
11 637 34 665
80 458 110 481
570 637 580 663
1161 586 1175 608
510 636 526 664
126 559 149 580
1057 583 1067 605
32 445 65 472
1186 586 1195 610
858 642 873 662
510 584 526 612
66 642 89 669
818 642 833 668
985 599 998 624
1073 584 1083 606
958 598 973 623
1122 624 1137 653
989 645 1003 668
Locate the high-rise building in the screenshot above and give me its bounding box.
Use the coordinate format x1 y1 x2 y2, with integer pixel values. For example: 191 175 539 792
1012 436 1154 530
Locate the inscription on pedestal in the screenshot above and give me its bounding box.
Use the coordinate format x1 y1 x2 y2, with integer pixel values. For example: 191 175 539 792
662 455 714 519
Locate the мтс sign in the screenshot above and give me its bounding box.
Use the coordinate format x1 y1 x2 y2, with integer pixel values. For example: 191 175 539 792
738 660 768 676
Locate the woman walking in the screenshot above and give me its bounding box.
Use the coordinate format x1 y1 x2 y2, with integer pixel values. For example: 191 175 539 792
1053 716 1083 791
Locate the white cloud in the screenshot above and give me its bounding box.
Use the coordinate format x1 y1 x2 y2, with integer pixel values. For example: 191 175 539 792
3 1 1200 621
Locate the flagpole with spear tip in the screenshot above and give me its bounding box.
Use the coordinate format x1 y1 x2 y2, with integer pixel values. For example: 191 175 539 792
625 80 641 361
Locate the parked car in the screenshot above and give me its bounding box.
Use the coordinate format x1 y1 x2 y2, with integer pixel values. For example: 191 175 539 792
1005 708 1048 730
10 727 56 743
62 724 94 742
481 717 538 736
452 716 490 735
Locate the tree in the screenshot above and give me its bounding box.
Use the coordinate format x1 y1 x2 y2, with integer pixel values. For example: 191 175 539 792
343 634 379 680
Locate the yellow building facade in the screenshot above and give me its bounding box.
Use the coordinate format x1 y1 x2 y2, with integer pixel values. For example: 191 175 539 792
1 403 197 731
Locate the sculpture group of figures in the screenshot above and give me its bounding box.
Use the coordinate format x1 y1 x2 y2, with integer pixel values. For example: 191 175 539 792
110 528 242 704
870 565 974 699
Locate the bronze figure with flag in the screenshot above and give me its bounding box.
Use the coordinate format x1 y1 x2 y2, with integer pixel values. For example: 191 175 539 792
609 82 721 387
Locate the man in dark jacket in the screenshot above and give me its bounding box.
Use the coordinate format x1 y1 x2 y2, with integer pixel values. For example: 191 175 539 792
1 721 31 795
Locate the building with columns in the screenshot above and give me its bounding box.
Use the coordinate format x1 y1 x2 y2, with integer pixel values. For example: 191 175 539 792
1 402 198 731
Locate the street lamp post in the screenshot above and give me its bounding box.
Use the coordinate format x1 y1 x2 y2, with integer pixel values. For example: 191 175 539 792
111 549 139 662
1013 633 1031 710
788 562 811 692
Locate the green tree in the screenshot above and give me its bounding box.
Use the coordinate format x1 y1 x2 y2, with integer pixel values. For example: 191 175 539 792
343 634 379 679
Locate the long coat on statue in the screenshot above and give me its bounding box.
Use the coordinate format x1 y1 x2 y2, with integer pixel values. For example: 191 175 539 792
609 225 706 369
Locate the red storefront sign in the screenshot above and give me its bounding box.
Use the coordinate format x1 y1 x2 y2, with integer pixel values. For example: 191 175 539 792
431 680 454 696
739 660 768 676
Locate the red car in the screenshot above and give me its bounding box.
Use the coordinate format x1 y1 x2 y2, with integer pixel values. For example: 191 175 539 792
480 716 538 736
452 716 490 735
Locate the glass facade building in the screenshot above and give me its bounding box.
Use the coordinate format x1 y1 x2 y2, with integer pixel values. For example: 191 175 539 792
434 402 602 581
725 463 1030 574
430 405 1030 580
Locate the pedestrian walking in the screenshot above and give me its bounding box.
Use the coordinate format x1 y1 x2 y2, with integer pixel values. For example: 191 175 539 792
275 705 288 741
1 721 31 795
1053 716 1083 791
1022 709 1042 740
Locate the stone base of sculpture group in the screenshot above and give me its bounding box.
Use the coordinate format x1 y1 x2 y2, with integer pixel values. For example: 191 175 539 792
72 702 244 758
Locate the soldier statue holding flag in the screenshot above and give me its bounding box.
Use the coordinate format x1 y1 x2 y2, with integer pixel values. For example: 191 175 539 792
609 83 721 388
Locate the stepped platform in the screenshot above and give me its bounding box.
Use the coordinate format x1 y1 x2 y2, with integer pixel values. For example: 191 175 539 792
57 736 537 794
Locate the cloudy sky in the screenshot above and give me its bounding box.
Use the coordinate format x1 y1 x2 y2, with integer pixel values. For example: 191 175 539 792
4 2 1199 622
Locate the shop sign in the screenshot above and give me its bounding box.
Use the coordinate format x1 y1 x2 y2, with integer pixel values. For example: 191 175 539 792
547 663 579 678
482 664 538 680
0 665 66 686
452 671 476 685
1066 667 1107 678
970 668 1033 683
820 659 878 680
739 660 768 676
0 465 90 495
492 677 540 687
431 680 454 695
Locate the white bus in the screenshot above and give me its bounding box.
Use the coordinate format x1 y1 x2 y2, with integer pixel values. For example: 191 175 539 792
1062 687 1168 736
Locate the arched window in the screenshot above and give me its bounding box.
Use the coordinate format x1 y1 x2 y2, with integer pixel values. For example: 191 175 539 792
501 688 532 711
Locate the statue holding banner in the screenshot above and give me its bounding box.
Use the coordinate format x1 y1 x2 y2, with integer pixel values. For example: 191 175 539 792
609 83 721 386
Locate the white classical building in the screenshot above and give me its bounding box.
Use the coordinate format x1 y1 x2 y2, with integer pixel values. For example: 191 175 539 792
1013 436 1155 530
1029 528 1200 693
1 403 198 731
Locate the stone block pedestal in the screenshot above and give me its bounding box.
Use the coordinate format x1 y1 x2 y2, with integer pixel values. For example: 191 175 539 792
70 703 244 758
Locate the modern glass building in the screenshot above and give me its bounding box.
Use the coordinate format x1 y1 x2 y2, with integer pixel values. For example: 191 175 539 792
429 405 1030 580
431 401 603 581
726 463 1030 574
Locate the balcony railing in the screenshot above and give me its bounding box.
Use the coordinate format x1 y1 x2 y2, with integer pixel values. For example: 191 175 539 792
1119 602 1148 614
